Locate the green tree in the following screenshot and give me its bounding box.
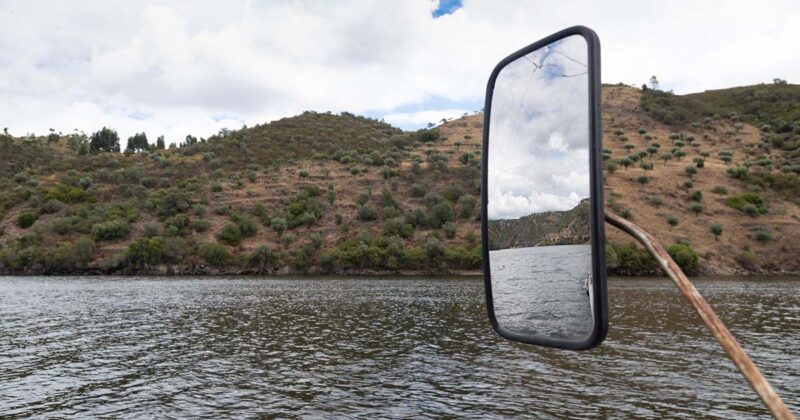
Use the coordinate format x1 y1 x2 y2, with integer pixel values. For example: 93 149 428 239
709 223 723 240
89 127 120 153
271 217 287 235
156 135 165 149
125 132 149 152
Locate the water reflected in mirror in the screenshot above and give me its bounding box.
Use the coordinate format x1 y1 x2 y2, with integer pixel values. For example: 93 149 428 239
487 34 593 342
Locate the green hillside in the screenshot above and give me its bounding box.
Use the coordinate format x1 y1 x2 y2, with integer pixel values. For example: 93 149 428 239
1 82 799 276
488 200 590 250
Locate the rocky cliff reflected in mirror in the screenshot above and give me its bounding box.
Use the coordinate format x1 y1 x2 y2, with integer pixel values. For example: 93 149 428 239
487 34 593 342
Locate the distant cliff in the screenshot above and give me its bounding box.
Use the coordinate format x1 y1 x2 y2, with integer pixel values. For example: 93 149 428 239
488 199 590 250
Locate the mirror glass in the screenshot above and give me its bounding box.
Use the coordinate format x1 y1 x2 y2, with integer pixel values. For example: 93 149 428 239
487 34 594 342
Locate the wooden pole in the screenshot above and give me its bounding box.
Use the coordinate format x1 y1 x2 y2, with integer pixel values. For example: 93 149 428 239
605 211 794 420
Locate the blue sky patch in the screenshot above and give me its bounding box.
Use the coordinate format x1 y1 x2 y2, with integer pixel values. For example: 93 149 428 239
432 0 462 18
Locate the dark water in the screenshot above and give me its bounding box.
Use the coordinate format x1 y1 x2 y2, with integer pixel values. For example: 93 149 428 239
1 276 798 418
490 245 593 340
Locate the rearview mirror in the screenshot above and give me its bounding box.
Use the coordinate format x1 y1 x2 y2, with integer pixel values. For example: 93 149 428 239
481 26 607 350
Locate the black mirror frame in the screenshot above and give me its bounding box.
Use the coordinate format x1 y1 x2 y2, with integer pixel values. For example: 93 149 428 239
481 25 607 350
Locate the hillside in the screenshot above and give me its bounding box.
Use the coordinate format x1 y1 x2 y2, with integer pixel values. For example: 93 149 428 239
488 200 590 250
1 83 799 276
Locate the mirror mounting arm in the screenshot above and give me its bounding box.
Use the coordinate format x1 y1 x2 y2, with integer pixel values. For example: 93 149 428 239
605 211 794 420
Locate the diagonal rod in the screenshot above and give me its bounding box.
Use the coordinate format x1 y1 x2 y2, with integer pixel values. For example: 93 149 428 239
605 211 794 420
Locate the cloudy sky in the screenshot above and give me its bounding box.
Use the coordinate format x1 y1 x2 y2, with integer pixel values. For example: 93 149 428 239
1 0 799 147
488 35 590 220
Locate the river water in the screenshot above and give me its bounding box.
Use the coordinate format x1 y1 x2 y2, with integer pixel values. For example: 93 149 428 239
0 276 798 418
490 244 594 341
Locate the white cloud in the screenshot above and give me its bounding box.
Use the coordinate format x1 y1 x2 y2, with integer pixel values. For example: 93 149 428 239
1 0 799 148
487 35 591 219
383 109 472 129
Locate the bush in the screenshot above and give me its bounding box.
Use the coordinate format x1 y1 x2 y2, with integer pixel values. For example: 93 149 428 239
709 223 723 240
689 203 704 216
711 186 728 195
91 220 130 241
443 222 457 239
753 229 772 242
40 199 64 215
647 196 663 207
431 202 454 228
637 175 650 184
17 212 38 229
199 242 230 267
666 243 699 274
270 217 287 235
410 183 427 198
606 243 656 274
191 220 212 233
689 191 702 202
248 245 279 271
735 251 758 270
230 213 258 237
666 215 679 228
443 184 464 202
281 233 295 248
125 237 167 269
218 223 242 246
727 193 767 215
357 204 379 221
457 194 477 219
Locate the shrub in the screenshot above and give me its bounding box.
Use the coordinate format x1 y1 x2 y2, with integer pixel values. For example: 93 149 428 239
666 215 679 229
271 217 287 235
667 243 698 274
689 191 702 202
199 243 229 267
689 203 703 216
218 222 242 246
727 193 767 215
91 220 130 241
410 183 427 198
711 186 728 195
647 196 663 207
191 219 212 233
753 229 772 242
431 202 454 227
248 245 279 271
281 233 295 248
378 188 397 208
357 204 379 221
637 175 650 184
605 243 656 274
620 208 632 219
684 166 697 177
735 251 758 270
125 237 167 269
443 184 464 202
17 212 38 229
230 213 258 237
334 213 343 225
457 194 477 219
682 180 694 190
164 214 190 236
443 222 457 239
40 199 64 215
709 223 723 240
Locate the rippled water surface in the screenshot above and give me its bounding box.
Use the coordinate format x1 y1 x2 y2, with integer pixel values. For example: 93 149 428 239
1 276 798 418
491 245 593 340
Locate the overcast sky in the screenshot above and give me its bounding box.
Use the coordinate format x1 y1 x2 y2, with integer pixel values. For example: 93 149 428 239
1 0 799 147
488 35 590 220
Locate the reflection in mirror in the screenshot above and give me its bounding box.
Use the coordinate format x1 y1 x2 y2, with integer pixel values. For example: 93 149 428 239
488 34 593 342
